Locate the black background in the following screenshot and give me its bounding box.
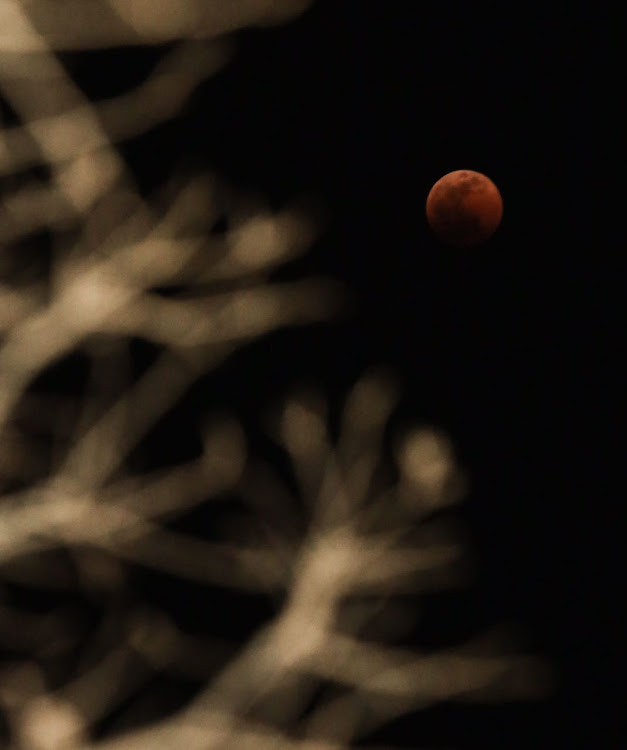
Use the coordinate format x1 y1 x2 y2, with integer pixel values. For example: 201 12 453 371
50 1 621 746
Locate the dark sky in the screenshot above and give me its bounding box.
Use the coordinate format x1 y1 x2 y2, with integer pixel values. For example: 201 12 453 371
69 1 618 745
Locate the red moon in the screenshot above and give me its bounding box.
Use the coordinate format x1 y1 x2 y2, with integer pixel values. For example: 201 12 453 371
426 170 503 247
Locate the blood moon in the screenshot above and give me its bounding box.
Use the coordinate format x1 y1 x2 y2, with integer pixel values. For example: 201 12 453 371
426 170 503 247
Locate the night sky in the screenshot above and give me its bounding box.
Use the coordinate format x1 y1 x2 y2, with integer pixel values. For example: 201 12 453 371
62 1 619 745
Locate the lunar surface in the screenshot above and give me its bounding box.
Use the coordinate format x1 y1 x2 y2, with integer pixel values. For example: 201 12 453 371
426 170 503 247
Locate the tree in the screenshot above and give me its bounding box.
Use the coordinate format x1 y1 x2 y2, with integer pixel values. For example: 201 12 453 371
0 3 548 747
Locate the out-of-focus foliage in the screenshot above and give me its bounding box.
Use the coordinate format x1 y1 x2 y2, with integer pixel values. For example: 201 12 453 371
0 2 548 748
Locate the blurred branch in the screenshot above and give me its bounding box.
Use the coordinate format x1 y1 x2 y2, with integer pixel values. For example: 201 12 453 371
0 1 549 748
0 0 314 51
